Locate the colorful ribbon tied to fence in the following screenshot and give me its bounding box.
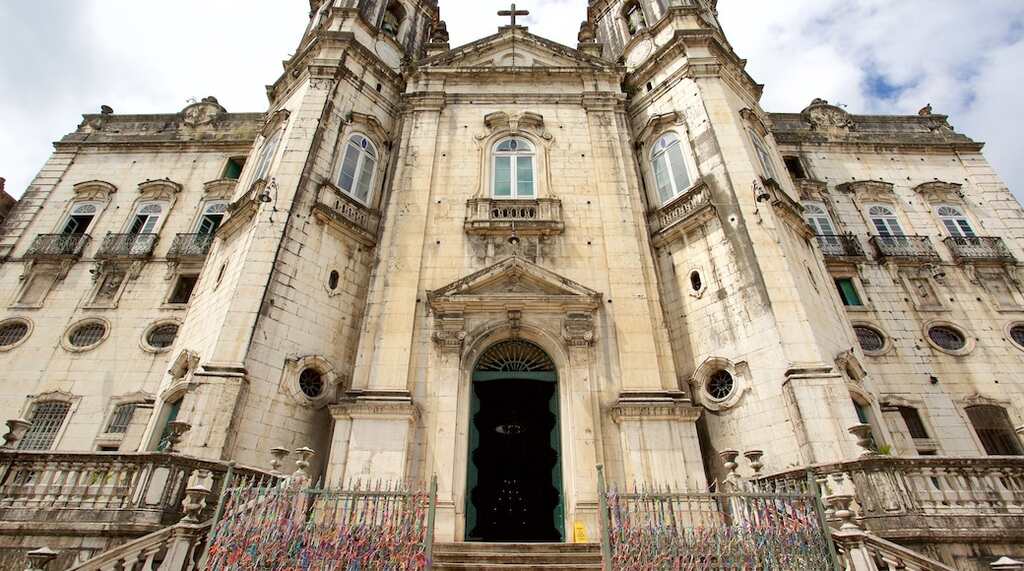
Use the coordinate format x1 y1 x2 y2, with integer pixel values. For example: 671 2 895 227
206 480 431 570
606 486 835 570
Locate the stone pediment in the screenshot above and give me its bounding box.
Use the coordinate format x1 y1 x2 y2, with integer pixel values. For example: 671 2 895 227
427 256 602 314
422 28 610 70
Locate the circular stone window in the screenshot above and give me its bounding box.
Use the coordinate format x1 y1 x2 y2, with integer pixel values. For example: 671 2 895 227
146 324 180 350
68 321 108 349
705 370 735 401
0 320 30 349
928 325 966 352
854 326 886 354
299 368 324 399
1010 325 1024 349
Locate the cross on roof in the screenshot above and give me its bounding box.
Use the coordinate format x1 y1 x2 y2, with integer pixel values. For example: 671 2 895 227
498 3 529 27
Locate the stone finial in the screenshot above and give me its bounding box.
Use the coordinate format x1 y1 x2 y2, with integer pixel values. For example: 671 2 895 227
181 483 211 523
165 421 191 454
719 449 740 483
430 20 450 43
848 424 878 458
744 450 764 476
578 20 596 43
270 447 291 475
293 447 316 481
826 494 860 531
918 104 933 116
3 418 31 449
25 547 58 571
991 557 1024 571
100 105 114 115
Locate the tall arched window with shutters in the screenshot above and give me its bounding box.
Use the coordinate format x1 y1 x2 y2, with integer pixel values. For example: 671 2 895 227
337 134 379 204
868 205 905 237
492 137 535 198
650 133 692 204
937 205 976 238
803 203 837 236
251 129 283 183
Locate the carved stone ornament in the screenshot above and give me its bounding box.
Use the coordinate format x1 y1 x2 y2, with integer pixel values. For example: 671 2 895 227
181 96 226 127
739 108 770 138
610 392 702 423
835 180 895 202
430 20 450 43
801 98 854 131
72 180 117 201
578 20 596 43
138 178 183 201
562 311 595 347
481 111 550 140
914 181 965 204
432 313 467 353
261 108 292 138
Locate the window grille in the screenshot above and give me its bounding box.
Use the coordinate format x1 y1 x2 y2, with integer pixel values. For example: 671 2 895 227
898 407 930 439
966 405 1023 456
854 326 885 353
18 402 71 450
147 324 179 349
299 369 324 399
106 404 136 434
0 321 28 347
69 322 106 348
706 371 735 401
928 326 966 351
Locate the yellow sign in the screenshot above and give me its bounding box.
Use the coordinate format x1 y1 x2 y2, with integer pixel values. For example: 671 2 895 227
573 521 588 543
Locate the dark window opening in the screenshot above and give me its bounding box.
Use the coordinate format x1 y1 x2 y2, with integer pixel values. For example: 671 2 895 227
624 2 647 35
966 405 1023 456
381 2 405 38
835 278 863 306
690 271 702 292
169 275 199 305
198 213 225 236
898 406 930 439
784 156 807 180
62 215 95 235
328 270 340 291
223 157 246 180
98 445 119 452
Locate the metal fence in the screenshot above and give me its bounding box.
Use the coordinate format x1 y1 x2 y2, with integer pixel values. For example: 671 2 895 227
205 477 437 571
597 467 839 571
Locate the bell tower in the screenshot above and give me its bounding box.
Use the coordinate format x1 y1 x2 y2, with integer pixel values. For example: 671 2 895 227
581 0 875 477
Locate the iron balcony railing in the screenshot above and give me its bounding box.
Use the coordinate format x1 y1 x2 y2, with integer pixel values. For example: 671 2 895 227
869 235 940 261
944 236 1016 263
95 233 158 259
167 233 215 259
816 234 867 259
24 234 91 259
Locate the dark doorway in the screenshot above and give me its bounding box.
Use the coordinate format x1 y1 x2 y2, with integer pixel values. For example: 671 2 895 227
466 340 563 542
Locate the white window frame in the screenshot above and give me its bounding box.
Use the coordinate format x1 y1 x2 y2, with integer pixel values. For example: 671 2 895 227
250 129 284 184
58 201 105 235
125 201 168 235
749 131 779 180
868 204 906 237
336 133 379 205
937 205 976 238
803 203 837 235
195 200 229 235
650 132 694 205
491 137 536 199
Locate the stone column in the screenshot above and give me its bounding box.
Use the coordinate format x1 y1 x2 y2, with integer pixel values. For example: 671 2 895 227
325 394 418 485
782 369 864 464
610 397 705 490
423 319 465 542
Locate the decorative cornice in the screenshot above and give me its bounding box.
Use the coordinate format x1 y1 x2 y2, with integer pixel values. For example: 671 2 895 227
610 392 701 423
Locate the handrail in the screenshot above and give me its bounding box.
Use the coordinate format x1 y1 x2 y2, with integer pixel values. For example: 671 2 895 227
833 528 956 571
66 521 211 571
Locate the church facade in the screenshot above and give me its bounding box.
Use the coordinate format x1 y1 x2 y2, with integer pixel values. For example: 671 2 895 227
1 0 1023 568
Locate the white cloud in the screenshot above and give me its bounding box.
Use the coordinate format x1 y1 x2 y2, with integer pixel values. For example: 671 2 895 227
1 0 1022 201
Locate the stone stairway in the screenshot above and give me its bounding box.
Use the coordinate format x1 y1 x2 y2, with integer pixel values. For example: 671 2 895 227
432 543 603 570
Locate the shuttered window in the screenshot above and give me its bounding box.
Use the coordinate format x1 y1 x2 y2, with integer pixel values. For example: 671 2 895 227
19 402 71 450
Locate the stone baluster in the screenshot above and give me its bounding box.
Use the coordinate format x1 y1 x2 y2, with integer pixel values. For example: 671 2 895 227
24 547 58 571
2 418 31 449
992 557 1024 571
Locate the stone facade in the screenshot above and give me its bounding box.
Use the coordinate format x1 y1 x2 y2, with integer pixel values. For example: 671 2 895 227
1 0 1022 568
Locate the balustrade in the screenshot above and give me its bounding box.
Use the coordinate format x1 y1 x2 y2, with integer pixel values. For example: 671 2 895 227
313 183 381 245
817 234 868 259
869 235 940 261
24 234 91 259
95 233 158 259
944 236 1016 263
167 234 215 259
648 183 713 236
464 197 563 236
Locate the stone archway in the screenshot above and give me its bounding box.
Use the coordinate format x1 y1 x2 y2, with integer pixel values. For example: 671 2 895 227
465 339 565 542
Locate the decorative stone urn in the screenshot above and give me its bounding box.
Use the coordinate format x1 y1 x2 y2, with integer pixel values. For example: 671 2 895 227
181 483 211 523
744 450 765 476
719 449 740 484
290 447 316 487
991 556 1024 571
848 424 877 458
270 447 291 475
3 418 31 449
826 494 860 531
165 421 191 454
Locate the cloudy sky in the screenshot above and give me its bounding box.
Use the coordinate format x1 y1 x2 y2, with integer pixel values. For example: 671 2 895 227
1 1 1022 200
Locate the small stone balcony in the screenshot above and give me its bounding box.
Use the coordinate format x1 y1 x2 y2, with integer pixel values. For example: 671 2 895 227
647 182 714 246
944 236 1016 264
756 456 1024 544
869 235 940 262
464 198 564 237
24 234 91 260
166 233 215 260
817 234 868 260
95 233 158 260
312 182 381 247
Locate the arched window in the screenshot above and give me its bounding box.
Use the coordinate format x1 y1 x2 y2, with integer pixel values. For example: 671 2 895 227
492 137 535 198
196 201 229 235
337 134 379 204
623 1 647 35
966 405 1023 456
803 203 836 236
749 131 778 180
937 205 976 238
868 205 905 237
381 2 406 39
19 401 71 450
251 130 283 183
650 133 692 204
61 202 102 235
128 202 166 235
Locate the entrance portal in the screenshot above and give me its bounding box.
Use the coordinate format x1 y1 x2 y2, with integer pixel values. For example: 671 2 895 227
466 340 564 542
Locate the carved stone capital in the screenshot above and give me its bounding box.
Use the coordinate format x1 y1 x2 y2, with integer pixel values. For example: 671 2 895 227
610 392 701 423
432 313 466 353
562 311 595 348
330 391 418 422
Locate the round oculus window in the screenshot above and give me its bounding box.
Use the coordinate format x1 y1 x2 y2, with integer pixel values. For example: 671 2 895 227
928 326 966 351
0 321 29 347
69 322 107 348
1011 325 1024 348
706 370 735 401
299 368 324 399
147 324 179 349
854 326 885 353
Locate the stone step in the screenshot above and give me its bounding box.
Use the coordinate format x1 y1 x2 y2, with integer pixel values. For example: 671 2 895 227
432 543 604 570
435 543 600 554
433 565 602 571
436 553 603 565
